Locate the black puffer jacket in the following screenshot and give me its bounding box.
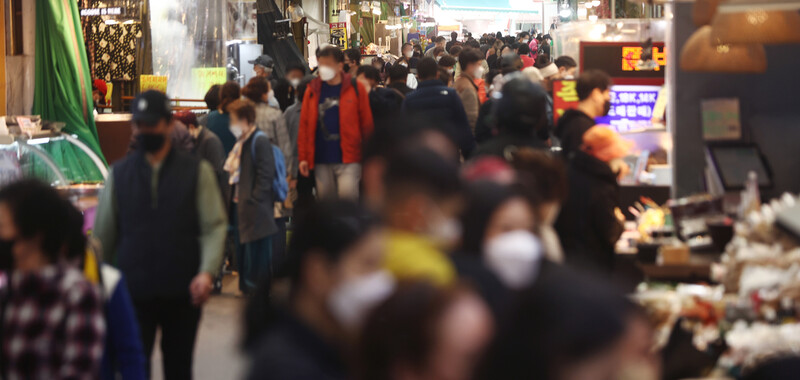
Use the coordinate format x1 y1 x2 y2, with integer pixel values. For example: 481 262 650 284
555 108 596 158
555 150 623 273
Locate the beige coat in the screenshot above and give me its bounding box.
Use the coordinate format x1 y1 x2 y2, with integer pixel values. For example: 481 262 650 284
454 73 480 133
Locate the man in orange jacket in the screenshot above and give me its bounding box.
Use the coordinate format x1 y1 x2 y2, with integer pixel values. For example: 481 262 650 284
298 46 374 200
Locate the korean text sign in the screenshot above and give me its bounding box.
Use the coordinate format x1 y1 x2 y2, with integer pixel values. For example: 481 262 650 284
191 68 227 97
330 23 348 49
596 85 663 132
553 80 579 124
140 75 168 93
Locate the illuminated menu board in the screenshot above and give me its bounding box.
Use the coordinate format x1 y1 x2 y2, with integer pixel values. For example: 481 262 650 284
596 85 663 132
580 42 666 85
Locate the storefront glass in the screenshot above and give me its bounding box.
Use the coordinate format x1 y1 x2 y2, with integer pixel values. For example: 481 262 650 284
149 0 227 99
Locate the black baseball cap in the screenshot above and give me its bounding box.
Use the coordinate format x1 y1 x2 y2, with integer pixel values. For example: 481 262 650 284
131 90 172 126
249 54 275 68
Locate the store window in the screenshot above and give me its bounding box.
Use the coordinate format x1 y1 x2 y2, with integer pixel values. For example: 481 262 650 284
515 22 542 34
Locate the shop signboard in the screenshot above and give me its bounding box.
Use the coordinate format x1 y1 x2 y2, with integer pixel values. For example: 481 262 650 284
140 75 168 93
79 7 124 17
596 85 663 133
330 22 348 49
580 42 666 85
192 68 227 97
553 80 579 123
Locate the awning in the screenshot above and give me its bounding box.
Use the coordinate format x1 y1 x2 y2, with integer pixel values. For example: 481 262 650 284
440 0 541 13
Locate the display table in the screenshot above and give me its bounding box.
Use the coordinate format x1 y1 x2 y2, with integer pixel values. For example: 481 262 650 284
638 252 719 283
616 250 720 284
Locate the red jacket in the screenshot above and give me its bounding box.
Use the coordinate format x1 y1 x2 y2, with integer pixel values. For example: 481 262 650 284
298 73 374 169
521 55 535 68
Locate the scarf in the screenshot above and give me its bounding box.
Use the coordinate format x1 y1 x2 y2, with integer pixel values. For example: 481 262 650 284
224 128 257 186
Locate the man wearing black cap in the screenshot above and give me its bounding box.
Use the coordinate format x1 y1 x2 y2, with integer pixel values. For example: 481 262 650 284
250 54 283 109
250 54 275 79
94 90 228 380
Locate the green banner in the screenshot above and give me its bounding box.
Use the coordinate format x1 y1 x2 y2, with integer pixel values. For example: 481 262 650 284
33 0 107 183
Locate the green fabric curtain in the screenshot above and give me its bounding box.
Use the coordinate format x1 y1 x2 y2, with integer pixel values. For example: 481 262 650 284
33 0 107 183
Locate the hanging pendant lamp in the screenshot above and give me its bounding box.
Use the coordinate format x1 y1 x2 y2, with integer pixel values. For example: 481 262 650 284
693 0 723 26
680 26 767 73
710 0 800 44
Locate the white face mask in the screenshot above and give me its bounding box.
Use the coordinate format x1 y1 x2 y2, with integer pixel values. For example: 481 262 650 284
435 56 441 63
328 270 396 330
404 50 414 59
399 62 408 68
483 230 543 289
289 78 301 88
447 68 455 74
230 123 244 139
426 204 462 247
318 65 337 82
473 66 485 78
523 38 530 43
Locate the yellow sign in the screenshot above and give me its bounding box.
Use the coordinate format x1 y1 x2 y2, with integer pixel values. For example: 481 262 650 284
192 68 227 97
555 80 579 103
140 75 168 93
329 22 348 49
105 82 113 105
621 46 667 72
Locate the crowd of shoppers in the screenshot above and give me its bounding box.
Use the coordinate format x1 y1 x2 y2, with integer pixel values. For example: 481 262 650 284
0 29 672 380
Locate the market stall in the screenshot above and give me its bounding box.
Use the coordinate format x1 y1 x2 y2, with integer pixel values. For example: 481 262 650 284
632 191 800 378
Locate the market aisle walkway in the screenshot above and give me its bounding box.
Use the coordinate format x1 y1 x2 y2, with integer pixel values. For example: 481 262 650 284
151 275 247 380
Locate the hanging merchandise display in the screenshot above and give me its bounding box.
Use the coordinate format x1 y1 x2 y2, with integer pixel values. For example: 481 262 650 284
228 0 259 41
286 0 307 53
34 0 107 182
88 17 143 81
256 0 306 79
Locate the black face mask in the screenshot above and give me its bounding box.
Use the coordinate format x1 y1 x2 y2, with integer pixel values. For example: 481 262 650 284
343 64 351 73
137 133 166 153
603 100 612 116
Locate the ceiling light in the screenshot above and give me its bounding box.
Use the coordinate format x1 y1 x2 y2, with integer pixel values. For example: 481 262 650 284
680 25 767 73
